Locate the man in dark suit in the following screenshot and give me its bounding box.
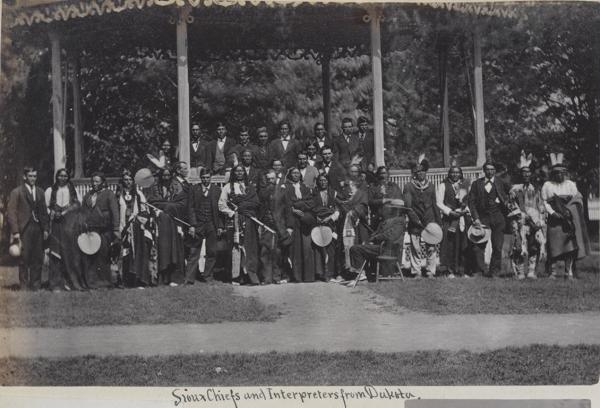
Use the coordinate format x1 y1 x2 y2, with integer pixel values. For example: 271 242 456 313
186 168 224 283
308 122 333 152
468 160 512 277
240 149 262 188
356 116 375 168
316 145 347 193
267 121 302 169
205 122 236 175
349 211 407 279
231 126 258 159
79 172 120 289
258 169 291 284
190 123 206 178
7 166 50 290
254 126 271 170
333 117 359 167
297 151 319 190
312 173 341 281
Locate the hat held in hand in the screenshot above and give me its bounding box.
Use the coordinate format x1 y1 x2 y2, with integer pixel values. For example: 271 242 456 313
467 224 491 244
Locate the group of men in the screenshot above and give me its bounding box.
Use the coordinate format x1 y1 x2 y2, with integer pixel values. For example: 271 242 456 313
5 117 591 290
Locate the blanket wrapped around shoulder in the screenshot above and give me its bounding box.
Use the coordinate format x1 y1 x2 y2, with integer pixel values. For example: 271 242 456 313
546 195 590 260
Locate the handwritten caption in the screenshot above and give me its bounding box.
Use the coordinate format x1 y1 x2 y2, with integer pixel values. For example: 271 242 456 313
172 386 419 408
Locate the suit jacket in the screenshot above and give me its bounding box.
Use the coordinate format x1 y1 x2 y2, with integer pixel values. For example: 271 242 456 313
244 166 263 188
311 188 339 226
300 165 319 190
308 136 334 152
356 130 375 166
81 188 119 234
7 184 50 234
267 138 303 169
259 183 291 235
205 137 237 173
368 181 403 223
253 144 270 170
316 160 347 193
468 176 511 222
230 143 258 160
370 216 406 244
188 184 223 229
190 139 208 168
333 133 360 167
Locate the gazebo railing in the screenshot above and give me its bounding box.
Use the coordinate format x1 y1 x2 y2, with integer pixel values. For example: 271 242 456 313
388 167 482 191
72 167 482 198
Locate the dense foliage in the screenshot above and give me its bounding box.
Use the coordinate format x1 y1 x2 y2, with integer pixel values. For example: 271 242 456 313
1 3 598 198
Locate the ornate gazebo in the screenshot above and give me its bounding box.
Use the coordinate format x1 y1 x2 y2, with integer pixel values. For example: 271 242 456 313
5 0 503 190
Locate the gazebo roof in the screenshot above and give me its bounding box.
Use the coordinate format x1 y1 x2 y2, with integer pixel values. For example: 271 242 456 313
6 0 525 27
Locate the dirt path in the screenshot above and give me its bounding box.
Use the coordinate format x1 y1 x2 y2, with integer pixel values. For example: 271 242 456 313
0 282 599 358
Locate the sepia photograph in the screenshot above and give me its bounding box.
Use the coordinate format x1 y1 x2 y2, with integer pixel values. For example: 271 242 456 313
0 0 598 388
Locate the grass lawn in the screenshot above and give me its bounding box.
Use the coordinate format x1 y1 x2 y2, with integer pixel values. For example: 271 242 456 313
0 344 598 386
366 254 600 314
0 281 278 328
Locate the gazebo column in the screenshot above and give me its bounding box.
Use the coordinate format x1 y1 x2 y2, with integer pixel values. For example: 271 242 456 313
321 51 332 136
473 25 486 167
72 52 84 179
176 6 191 167
368 5 385 167
49 32 66 173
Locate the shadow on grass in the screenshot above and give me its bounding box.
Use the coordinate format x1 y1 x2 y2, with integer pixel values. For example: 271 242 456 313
1 344 598 386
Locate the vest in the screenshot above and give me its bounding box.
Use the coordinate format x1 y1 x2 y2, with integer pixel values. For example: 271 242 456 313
214 141 226 171
194 190 213 224
485 184 501 214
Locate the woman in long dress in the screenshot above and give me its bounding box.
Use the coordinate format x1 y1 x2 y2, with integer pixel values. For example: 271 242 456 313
44 168 82 290
541 157 590 279
116 169 151 287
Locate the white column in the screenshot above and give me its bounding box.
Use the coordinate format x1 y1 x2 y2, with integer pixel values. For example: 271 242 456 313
72 53 84 178
50 32 66 173
368 5 385 167
321 52 332 136
177 7 191 167
473 25 486 167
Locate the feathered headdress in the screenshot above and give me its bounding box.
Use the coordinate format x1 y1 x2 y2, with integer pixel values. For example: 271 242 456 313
518 150 533 170
549 152 565 169
449 155 459 168
413 153 429 172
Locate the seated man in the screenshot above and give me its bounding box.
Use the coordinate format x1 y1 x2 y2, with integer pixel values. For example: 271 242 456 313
349 203 407 281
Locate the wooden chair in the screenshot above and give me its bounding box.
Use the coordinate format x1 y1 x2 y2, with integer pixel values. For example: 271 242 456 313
351 239 405 287
374 240 405 282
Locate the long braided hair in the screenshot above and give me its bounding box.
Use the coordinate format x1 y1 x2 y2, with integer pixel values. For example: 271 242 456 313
49 168 78 209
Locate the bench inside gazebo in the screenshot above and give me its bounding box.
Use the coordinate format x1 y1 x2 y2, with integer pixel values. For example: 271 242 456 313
5 0 505 195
